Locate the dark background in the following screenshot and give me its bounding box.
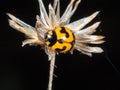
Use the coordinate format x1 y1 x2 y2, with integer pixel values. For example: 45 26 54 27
0 0 120 90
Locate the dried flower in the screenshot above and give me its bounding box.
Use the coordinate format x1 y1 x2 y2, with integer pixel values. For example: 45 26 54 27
7 0 104 90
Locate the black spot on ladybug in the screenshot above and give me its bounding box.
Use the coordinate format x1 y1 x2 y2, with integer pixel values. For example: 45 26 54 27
55 46 66 52
60 27 69 38
45 31 57 47
58 39 64 43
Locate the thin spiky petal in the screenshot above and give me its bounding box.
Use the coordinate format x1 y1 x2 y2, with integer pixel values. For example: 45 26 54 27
49 4 58 29
66 0 81 23
60 0 75 24
70 0 81 16
53 0 60 21
22 38 44 47
76 22 101 35
56 0 60 22
38 0 50 28
75 39 105 44
35 15 48 39
65 11 100 32
74 43 103 54
60 0 81 25
75 33 104 40
76 48 92 56
7 13 35 30
88 40 105 44
53 0 58 10
8 18 37 39
75 34 104 44
78 35 104 41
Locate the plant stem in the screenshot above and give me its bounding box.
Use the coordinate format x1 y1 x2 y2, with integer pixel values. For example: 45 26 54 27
48 58 55 90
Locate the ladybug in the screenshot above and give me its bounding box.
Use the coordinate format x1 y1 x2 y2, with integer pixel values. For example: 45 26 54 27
45 26 75 53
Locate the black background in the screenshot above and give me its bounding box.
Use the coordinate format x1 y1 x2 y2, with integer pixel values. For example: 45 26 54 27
0 0 120 90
